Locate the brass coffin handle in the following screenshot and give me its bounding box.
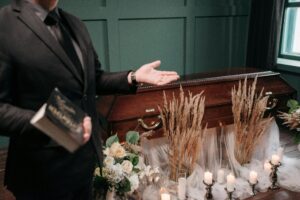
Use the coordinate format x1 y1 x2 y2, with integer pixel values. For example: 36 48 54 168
138 115 162 130
265 91 278 110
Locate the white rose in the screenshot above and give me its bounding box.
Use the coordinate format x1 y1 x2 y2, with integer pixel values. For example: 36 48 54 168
113 163 123 177
94 167 100 176
129 174 139 192
110 163 124 183
110 142 126 158
103 147 110 156
104 156 115 167
121 160 133 174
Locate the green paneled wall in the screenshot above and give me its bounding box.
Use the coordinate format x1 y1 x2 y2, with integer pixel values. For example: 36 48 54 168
59 0 251 74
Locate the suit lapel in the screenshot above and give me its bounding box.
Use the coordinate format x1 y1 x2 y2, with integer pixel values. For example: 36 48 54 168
16 2 84 86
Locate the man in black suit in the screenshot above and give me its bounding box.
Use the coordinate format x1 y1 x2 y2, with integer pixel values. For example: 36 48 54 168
0 0 179 199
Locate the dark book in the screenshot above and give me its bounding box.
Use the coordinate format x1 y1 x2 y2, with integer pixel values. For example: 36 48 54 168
30 88 86 152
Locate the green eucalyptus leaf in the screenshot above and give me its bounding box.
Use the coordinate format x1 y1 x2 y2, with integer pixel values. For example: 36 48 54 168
105 134 119 147
131 156 139 166
126 153 139 166
126 131 140 144
287 99 299 110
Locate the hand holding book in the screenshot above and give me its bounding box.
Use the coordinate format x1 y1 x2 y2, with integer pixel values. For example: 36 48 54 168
30 88 92 152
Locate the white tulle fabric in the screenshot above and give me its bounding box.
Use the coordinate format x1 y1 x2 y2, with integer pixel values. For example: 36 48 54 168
141 119 300 199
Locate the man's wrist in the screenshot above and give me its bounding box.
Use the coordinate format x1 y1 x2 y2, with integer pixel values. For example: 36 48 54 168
128 71 138 85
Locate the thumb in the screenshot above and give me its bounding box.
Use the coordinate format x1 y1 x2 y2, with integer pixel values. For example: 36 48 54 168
147 60 161 69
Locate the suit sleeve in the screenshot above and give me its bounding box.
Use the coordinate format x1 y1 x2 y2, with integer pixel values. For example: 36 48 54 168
94 48 137 95
0 51 36 137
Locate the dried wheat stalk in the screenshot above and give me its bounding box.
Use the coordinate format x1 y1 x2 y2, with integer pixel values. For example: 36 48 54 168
231 77 272 165
159 86 206 180
278 112 300 130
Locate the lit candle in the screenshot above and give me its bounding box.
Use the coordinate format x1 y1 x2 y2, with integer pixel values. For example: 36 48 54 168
204 171 213 185
271 154 280 165
226 173 236 192
249 171 258 184
217 169 225 184
277 147 284 161
160 188 170 200
177 177 186 200
264 161 272 174
161 193 171 200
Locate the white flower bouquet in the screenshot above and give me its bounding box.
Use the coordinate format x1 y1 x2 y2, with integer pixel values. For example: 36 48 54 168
93 131 159 199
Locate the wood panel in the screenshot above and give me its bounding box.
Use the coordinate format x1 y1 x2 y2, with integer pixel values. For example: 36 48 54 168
118 18 185 74
59 0 251 74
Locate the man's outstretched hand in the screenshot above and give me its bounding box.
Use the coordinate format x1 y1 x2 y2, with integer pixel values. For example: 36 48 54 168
129 60 179 86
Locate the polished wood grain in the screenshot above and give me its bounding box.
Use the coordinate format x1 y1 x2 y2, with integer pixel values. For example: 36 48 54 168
97 68 296 139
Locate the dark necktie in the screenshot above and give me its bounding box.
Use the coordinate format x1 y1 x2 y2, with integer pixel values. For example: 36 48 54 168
44 10 83 79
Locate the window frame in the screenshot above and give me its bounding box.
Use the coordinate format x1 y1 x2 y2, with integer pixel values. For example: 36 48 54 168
278 0 300 62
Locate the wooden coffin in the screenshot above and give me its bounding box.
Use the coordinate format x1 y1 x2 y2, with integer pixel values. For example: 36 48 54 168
97 68 296 140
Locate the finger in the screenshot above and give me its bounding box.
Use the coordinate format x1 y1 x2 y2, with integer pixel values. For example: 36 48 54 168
83 132 91 144
157 76 179 85
159 71 178 76
83 116 92 143
148 60 161 69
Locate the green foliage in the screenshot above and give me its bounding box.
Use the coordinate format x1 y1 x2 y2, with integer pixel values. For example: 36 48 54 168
287 99 300 113
127 153 139 166
126 131 140 144
106 134 119 147
93 175 109 191
116 177 131 195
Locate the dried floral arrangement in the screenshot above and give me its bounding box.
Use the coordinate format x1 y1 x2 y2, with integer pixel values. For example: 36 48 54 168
231 77 273 165
278 99 300 143
159 86 207 180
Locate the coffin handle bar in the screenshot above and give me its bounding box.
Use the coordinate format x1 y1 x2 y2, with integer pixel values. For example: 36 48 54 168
138 115 162 130
265 91 278 110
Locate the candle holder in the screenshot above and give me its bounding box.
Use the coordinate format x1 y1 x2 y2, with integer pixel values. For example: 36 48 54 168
248 180 258 196
269 161 281 190
203 180 215 200
224 187 236 200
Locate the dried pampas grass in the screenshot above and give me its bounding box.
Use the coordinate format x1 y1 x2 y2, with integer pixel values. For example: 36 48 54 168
231 77 272 165
159 86 206 180
278 112 300 130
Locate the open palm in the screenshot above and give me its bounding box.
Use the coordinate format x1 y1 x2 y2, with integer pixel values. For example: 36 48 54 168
135 60 179 86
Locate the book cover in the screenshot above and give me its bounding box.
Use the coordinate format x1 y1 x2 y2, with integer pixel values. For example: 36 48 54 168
30 88 86 152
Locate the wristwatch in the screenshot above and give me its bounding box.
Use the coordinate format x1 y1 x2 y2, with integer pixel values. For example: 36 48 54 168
131 71 138 85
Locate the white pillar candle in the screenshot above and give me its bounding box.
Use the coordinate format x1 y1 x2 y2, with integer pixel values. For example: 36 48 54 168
277 147 284 161
264 161 272 174
249 171 258 184
204 171 213 185
271 154 280 165
161 193 171 200
177 177 186 200
217 169 225 184
226 173 236 192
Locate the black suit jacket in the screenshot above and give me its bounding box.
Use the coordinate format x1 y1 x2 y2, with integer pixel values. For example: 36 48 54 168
0 0 136 194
